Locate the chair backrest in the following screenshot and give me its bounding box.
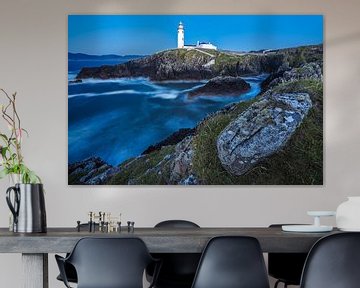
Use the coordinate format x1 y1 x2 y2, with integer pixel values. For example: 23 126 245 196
152 220 201 282
268 224 308 285
300 232 360 288
191 236 270 288
67 237 153 288
155 220 200 228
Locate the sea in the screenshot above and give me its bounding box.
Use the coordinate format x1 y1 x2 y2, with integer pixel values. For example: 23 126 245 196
68 58 267 166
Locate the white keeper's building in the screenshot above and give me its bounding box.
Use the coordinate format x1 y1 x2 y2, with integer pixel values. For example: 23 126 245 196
177 22 217 51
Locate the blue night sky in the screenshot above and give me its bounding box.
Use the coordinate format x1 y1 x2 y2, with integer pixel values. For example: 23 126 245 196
68 15 323 55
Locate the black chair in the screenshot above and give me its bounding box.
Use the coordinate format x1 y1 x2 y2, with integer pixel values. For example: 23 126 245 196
300 232 360 288
147 220 201 288
56 262 77 284
55 237 160 288
191 236 270 288
268 224 308 288
56 223 99 284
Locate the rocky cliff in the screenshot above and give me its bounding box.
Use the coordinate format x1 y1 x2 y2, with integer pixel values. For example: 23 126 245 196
69 45 323 185
77 49 214 81
68 157 120 185
76 45 322 81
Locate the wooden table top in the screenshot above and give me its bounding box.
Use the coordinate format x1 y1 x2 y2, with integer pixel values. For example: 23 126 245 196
0 227 339 253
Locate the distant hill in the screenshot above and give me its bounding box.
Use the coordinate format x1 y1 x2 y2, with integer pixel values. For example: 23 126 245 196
68 52 144 61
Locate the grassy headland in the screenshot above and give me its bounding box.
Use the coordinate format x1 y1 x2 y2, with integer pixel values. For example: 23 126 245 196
69 44 323 185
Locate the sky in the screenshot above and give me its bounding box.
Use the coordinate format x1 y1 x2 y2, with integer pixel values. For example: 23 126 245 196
68 15 323 55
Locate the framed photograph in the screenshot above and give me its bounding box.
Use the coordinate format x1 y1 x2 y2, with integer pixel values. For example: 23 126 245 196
68 15 323 185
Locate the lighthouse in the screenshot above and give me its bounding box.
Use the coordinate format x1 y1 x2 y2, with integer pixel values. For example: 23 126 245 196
176 22 217 50
177 22 184 48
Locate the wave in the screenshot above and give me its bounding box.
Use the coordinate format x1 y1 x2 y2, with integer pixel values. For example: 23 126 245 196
69 75 267 85
193 95 243 103
69 89 139 98
68 75 266 101
192 89 261 103
72 77 150 85
153 79 208 84
145 83 207 100
149 91 179 99
69 88 181 100
181 83 206 93
242 73 269 81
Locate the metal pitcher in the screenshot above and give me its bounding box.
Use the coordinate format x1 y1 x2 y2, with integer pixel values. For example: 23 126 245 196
6 183 47 233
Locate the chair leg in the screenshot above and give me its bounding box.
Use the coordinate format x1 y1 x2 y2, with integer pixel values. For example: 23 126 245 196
274 280 290 288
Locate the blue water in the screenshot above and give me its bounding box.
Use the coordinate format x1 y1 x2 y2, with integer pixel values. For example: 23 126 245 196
68 60 267 166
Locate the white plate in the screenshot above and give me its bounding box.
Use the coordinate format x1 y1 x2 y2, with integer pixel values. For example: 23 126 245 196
307 211 336 217
282 225 333 232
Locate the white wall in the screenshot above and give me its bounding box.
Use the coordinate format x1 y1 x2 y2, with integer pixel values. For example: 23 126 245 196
0 0 360 287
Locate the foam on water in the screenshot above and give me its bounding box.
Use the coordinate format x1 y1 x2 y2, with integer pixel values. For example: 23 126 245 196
68 90 140 98
151 91 179 99
68 74 268 165
74 77 150 85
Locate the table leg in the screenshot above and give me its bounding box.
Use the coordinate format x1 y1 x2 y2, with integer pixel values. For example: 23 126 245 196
22 253 48 288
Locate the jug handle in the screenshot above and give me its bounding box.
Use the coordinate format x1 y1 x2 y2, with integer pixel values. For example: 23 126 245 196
6 186 20 224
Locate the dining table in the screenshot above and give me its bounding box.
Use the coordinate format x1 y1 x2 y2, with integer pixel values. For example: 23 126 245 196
0 226 339 288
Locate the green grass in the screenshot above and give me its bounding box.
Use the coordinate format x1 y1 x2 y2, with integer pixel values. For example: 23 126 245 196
106 145 175 185
213 53 255 74
283 45 323 68
192 100 256 184
192 79 323 185
214 53 243 66
162 49 213 62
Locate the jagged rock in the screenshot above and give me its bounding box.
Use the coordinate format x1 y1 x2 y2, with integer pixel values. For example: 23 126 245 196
285 62 322 80
276 62 291 73
78 163 120 185
188 76 250 97
69 79 82 84
76 45 322 81
68 157 104 175
68 157 119 185
260 71 286 93
127 178 138 185
77 49 214 81
128 153 175 185
268 62 323 88
142 128 195 155
170 136 197 184
217 92 312 175
179 174 198 185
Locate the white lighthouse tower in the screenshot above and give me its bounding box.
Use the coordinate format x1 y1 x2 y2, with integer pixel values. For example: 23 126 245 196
177 22 184 49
